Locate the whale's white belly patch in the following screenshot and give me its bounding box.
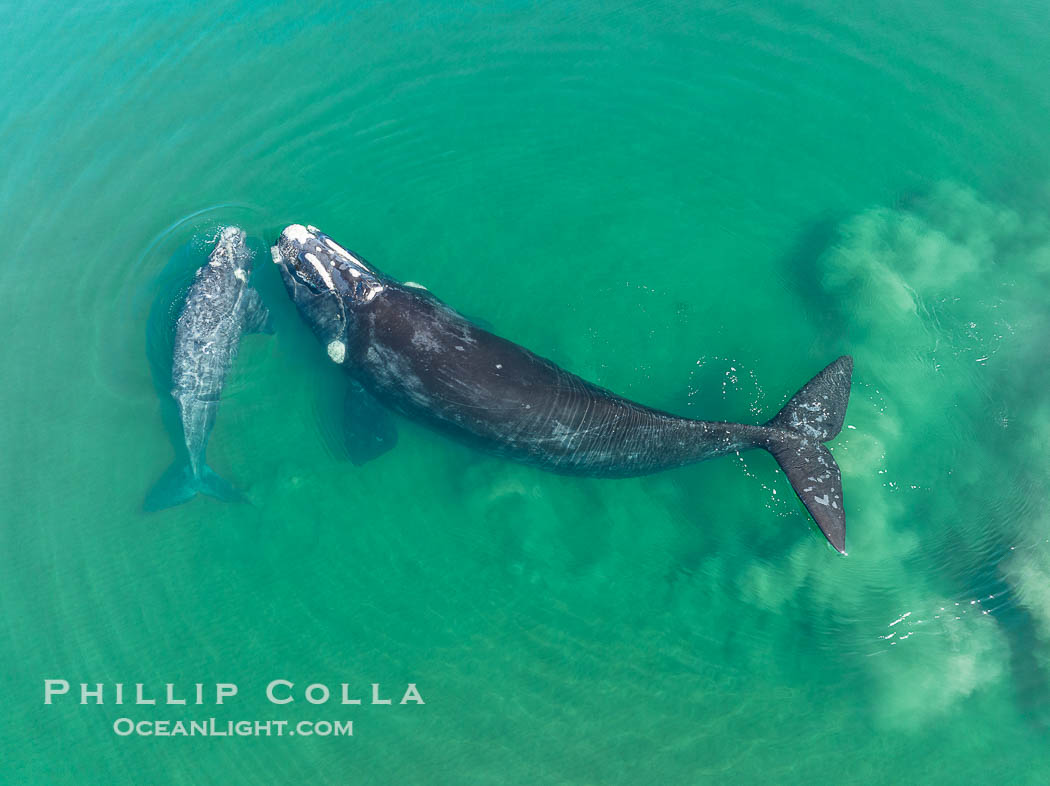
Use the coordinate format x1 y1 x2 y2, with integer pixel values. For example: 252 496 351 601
327 340 346 363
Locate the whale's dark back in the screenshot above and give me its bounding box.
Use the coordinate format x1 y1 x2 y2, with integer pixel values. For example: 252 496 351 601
273 222 853 551
342 285 745 472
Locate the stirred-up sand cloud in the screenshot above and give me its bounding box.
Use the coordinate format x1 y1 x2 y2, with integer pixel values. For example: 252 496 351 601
797 181 1050 727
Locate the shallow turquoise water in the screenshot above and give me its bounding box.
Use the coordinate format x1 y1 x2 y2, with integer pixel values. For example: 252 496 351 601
4 1 1050 783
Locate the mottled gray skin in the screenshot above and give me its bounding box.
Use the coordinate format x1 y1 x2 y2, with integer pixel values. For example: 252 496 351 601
172 226 267 477
273 225 852 551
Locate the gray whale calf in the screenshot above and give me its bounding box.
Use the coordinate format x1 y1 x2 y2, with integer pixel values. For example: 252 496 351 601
273 224 853 552
145 227 272 510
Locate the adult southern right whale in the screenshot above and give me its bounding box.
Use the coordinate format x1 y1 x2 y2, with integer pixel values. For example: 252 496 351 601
273 225 854 552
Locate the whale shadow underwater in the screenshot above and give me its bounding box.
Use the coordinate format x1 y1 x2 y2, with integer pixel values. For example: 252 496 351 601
272 224 854 553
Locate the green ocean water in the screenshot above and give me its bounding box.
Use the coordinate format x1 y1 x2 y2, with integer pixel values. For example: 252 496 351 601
4 0 1050 782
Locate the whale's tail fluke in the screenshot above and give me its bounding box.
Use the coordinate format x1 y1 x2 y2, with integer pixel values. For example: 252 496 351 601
762 356 853 553
143 461 244 512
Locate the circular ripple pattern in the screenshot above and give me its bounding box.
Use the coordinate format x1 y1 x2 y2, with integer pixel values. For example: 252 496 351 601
4 1 1050 783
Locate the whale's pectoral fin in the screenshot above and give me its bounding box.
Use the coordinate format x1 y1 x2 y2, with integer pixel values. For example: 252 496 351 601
342 381 399 466
406 283 495 331
763 356 853 554
244 288 274 334
462 312 495 332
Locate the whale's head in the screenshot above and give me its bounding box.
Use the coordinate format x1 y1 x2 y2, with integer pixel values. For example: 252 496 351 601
216 225 247 253
272 224 385 363
210 226 252 279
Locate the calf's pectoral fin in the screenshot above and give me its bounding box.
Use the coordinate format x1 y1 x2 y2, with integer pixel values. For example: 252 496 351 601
244 288 274 334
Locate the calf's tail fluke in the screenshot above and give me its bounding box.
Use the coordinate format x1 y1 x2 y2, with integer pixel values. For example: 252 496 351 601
143 461 244 512
762 356 853 554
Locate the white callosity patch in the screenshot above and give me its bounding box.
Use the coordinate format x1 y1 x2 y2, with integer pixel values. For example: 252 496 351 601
304 252 336 290
282 224 315 245
220 225 243 243
233 268 247 282
326 340 346 364
323 236 369 270
284 225 385 300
